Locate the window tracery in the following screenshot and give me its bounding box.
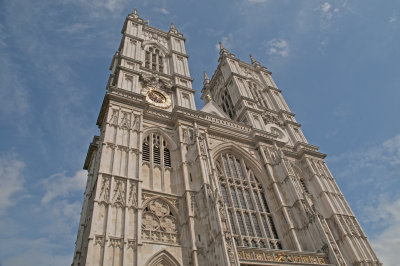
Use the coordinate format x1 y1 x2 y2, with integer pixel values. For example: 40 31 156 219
247 81 269 109
220 89 235 119
142 133 171 167
144 46 164 73
142 132 173 192
142 198 179 244
216 152 282 250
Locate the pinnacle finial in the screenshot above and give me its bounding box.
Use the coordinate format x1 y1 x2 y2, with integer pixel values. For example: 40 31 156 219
203 71 210 82
131 8 140 19
219 42 229 57
249 53 260 66
249 54 255 63
169 22 178 34
219 42 224 50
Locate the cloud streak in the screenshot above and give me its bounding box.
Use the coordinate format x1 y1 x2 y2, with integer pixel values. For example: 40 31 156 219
366 197 400 266
0 168 85 266
327 134 400 264
267 38 289 57
0 153 25 215
41 170 87 204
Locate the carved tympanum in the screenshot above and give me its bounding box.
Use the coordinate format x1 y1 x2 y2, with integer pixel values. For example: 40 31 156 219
142 198 179 244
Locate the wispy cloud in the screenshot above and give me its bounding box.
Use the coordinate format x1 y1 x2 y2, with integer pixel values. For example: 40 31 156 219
216 33 234 51
267 38 289 57
0 56 30 125
0 24 7 47
327 134 400 264
365 196 400 265
389 11 397 23
0 237 72 266
41 170 87 204
319 1 340 28
153 7 170 15
329 133 400 176
57 22 91 34
0 153 25 215
0 167 85 265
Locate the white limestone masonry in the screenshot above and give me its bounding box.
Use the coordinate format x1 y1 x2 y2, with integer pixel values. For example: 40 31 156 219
72 9 381 266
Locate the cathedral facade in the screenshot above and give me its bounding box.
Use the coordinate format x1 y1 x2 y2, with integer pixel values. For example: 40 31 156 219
72 9 381 266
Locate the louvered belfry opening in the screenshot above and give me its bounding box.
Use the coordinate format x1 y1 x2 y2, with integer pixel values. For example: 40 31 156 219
216 152 282 250
144 46 164 73
142 133 171 167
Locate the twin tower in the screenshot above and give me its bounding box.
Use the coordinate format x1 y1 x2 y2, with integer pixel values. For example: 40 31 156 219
72 9 381 266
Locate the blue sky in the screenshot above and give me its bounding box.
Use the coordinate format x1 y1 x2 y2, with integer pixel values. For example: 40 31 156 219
0 0 399 265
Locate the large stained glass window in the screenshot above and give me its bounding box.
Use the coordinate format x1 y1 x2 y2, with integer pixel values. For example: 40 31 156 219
216 152 282 249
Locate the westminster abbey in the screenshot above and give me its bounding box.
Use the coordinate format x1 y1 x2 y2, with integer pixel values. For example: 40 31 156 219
72 9 381 266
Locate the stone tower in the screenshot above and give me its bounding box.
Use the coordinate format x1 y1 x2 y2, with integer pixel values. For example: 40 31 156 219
72 9 381 266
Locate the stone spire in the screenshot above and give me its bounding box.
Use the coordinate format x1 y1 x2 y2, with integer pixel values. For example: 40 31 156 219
131 8 139 18
249 54 260 65
169 22 179 34
249 53 269 71
203 71 210 86
219 42 229 56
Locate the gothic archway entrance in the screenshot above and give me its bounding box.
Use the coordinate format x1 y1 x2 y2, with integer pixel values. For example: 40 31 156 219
146 250 180 266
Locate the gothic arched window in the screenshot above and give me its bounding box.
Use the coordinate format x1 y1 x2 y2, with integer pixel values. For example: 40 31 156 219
142 133 170 167
220 89 235 119
145 46 164 73
216 152 282 249
247 81 269 109
142 133 173 193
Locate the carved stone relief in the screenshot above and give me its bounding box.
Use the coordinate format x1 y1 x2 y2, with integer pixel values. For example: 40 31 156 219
94 235 105 247
112 178 126 207
141 198 179 244
99 176 111 203
143 31 168 50
109 109 119 126
120 111 131 129
127 180 137 208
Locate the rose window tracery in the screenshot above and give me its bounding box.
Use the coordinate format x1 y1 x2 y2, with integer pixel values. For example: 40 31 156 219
142 198 179 244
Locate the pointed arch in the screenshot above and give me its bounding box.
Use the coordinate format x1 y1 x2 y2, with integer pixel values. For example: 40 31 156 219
143 127 177 150
211 143 264 179
291 163 310 194
146 250 180 266
142 40 169 55
141 128 176 194
142 195 179 219
141 197 179 245
212 144 282 250
142 41 168 73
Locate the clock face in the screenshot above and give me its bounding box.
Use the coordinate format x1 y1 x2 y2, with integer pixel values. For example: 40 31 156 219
148 90 166 103
143 87 171 109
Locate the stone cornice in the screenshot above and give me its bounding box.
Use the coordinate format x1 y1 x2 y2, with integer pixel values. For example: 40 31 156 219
123 33 145 42
284 120 302 127
172 84 196 93
97 88 147 127
172 72 194 82
169 50 189 58
96 90 324 159
267 85 282 92
119 55 143 65
83 136 100 170
295 142 326 159
124 16 186 40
